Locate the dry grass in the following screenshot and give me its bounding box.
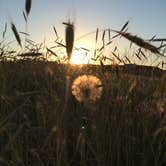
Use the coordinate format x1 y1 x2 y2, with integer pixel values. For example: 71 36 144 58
112 30 161 55
63 21 75 62
11 22 22 48
0 61 166 166
0 1 166 165
25 0 32 17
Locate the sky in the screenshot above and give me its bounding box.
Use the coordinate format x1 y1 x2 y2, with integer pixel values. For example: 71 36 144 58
0 0 166 65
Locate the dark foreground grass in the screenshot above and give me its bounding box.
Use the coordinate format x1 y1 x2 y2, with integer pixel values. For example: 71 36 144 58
0 60 166 166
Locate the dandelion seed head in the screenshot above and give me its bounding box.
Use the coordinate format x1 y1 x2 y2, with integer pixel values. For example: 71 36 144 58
45 65 53 77
71 75 103 103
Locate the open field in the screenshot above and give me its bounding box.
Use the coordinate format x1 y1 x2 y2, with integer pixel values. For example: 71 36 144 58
0 61 166 166
0 1 166 165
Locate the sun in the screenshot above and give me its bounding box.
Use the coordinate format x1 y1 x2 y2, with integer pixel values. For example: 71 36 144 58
70 49 90 64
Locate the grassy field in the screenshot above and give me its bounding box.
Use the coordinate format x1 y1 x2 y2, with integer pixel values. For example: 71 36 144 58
0 60 165 166
0 1 166 165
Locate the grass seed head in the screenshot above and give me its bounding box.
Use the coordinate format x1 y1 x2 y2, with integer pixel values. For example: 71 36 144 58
64 21 74 62
11 22 22 48
25 0 32 17
72 74 103 103
113 30 160 54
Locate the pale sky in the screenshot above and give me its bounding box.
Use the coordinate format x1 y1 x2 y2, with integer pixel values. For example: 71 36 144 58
0 0 166 66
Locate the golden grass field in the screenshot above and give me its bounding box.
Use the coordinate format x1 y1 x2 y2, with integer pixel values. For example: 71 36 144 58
0 61 166 166
0 0 166 165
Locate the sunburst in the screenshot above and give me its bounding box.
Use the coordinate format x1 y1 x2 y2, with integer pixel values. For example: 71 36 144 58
70 50 90 64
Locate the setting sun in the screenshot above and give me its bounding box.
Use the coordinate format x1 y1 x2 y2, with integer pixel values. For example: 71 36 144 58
70 49 90 64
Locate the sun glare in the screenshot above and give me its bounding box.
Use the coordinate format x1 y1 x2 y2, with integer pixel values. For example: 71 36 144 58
70 50 90 64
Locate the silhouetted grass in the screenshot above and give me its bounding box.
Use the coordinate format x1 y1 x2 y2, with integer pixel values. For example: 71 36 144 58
0 61 166 166
0 1 166 165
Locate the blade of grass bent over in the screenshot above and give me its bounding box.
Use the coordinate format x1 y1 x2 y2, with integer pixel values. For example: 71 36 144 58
11 22 22 48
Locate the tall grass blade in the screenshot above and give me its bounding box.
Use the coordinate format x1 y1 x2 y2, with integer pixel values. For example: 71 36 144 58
53 26 58 39
158 44 166 49
80 47 90 52
150 38 166 42
25 0 32 16
149 35 156 41
25 38 35 46
11 22 22 47
111 33 120 39
140 50 148 60
99 46 105 52
102 30 105 46
125 56 131 63
108 28 111 41
46 48 58 57
95 28 99 43
105 41 112 46
135 52 142 60
2 23 7 39
120 20 129 32
23 11 27 22
112 52 123 63
55 42 66 48
114 46 117 52
19 31 30 36
17 52 42 57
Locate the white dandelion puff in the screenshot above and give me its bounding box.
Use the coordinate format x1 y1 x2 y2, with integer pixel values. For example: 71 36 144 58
71 75 103 103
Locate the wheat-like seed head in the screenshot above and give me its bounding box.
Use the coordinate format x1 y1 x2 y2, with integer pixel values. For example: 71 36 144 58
64 21 74 62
